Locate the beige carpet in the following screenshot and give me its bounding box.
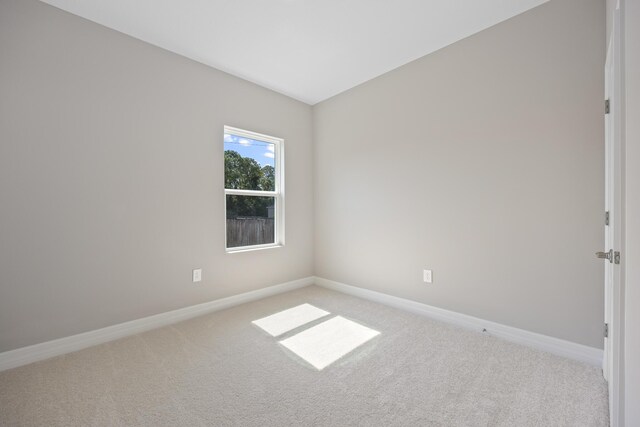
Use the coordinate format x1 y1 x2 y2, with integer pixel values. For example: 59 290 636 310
0 285 608 426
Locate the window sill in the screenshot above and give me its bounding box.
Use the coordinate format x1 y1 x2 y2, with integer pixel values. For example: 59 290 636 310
226 244 283 254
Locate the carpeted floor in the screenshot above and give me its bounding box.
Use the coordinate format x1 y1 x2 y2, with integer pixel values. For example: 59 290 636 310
0 285 609 426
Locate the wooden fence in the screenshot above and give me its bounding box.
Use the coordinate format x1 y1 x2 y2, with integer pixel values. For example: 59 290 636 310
226 218 275 248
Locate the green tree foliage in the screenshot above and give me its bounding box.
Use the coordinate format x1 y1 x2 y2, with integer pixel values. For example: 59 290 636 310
225 150 275 218
259 165 275 191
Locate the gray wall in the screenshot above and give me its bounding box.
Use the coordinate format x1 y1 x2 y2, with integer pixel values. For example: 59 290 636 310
0 0 314 352
314 0 605 348
0 0 607 355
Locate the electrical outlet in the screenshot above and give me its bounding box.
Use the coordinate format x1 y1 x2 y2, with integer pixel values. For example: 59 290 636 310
423 269 433 283
192 268 202 283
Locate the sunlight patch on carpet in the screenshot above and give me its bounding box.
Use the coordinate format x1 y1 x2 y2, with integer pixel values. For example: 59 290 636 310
279 316 380 370
252 303 330 337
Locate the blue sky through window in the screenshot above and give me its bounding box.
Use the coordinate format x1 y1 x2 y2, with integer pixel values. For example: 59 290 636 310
224 133 275 167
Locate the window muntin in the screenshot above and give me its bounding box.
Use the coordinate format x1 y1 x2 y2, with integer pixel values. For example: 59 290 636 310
224 126 283 251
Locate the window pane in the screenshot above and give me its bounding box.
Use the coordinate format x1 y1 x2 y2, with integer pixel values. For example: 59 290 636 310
226 195 275 248
224 133 275 191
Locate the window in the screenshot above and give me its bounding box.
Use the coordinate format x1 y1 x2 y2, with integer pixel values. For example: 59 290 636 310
224 126 284 251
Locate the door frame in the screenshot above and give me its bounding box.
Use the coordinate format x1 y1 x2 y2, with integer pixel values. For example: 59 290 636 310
603 3 623 426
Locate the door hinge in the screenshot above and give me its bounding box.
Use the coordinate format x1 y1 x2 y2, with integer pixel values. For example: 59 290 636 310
605 99 610 114
605 211 610 226
614 251 621 265
604 323 609 338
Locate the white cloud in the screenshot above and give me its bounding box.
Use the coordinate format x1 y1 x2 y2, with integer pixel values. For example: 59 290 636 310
264 152 275 158
238 138 251 146
224 134 233 142
267 144 275 152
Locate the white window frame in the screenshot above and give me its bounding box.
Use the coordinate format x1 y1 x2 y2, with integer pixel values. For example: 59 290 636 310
224 126 284 253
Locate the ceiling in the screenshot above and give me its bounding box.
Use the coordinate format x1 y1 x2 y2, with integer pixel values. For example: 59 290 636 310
40 0 548 105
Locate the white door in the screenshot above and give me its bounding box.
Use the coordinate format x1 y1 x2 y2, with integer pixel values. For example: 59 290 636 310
602 5 622 425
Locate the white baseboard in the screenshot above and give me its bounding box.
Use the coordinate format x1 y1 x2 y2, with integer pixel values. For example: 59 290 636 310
0 276 314 372
315 277 603 367
1 275 603 371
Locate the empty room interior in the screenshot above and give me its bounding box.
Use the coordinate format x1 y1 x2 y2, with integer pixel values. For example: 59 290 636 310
1 0 639 425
